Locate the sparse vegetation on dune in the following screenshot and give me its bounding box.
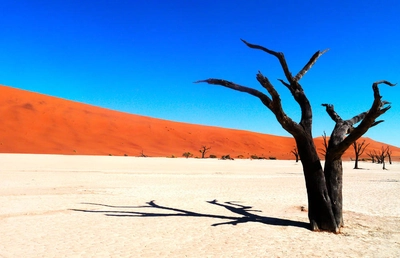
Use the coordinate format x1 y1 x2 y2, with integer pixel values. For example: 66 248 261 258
1 85 399 161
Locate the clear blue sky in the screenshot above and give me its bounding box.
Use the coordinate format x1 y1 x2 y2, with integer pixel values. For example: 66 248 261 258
1 0 399 147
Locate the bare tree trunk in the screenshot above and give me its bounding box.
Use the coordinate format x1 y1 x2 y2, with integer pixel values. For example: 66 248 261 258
323 158 343 227
295 136 338 231
354 157 359 169
353 143 360 169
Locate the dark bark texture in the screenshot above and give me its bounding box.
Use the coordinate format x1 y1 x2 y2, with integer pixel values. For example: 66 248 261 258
196 39 396 233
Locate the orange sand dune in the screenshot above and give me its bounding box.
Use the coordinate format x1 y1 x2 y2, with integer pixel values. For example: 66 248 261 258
1 85 399 160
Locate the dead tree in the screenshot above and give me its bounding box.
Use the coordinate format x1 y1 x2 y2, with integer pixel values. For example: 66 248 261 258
140 150 147 158
182 152 193 159
196 39 396 233
373 150 382 163
386 146 392 164
319 131 328 158
291 147 299 162
376 146 389 169
367 151 376 163
199 146 211 159
352 140 369 169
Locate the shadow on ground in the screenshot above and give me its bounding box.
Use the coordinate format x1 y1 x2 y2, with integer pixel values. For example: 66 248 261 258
71 199 310 230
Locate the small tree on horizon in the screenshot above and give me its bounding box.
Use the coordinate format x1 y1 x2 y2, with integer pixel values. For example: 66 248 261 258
319 131 328 158
386 146 392 164
197 39 396 233
376 146 389 169
140 150 147 158
352 140 369 169
367 151 376 163
182 152 193 159
199 146 211 159
291 147 299 162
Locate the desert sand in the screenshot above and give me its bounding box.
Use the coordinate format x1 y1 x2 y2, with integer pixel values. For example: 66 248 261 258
1 154 399 257
1 85 399 160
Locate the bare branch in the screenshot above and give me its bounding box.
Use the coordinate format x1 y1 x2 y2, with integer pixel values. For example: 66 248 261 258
255 73 299 133
373 80 396 88
241 39 293 83
195 79 273 109
324 80 395 160
347 111 367 126
336 81 396 153
294 49 329 82
353 140 369 156
240 39 316 133
322 104 342 123
371 120 384 127
278 79 291 89
256 72 280 102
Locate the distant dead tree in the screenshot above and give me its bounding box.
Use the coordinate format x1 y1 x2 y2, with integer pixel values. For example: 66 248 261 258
352 140 369 169
199 146 211 159
291 147 299 162
376 146 389 169
367 151 376 163
374 149 383 164
197 39 395 232
182 152 193 159
140 150 147 157
319 131 328 158
386 146 392 164
373 150 381 163
221 154 234 160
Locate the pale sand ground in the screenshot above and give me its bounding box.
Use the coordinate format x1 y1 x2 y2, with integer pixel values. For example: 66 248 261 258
1 154 399 258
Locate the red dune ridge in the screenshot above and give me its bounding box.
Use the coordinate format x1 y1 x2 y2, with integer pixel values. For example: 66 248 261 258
1 85 399 160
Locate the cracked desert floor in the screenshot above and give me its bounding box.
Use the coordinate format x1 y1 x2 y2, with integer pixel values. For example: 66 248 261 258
1 154 399 257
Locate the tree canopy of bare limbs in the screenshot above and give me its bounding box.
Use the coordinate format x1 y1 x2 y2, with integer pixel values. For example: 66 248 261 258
352 140 369 169
196 39 396 233
375 146 390 169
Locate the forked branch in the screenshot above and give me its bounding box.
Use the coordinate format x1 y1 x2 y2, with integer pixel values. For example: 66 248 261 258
240 39 293 83
321 104 342 123
197 39 328 136
327 81 396 156
344 81 396 140
194 79 273 109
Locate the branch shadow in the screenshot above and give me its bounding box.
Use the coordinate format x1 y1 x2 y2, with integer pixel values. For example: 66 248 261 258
71 199 310 230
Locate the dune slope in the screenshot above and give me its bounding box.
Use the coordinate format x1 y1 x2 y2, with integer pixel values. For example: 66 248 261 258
1 85 399 160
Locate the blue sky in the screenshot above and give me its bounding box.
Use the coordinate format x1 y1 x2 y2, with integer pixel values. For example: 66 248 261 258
1 0 399 147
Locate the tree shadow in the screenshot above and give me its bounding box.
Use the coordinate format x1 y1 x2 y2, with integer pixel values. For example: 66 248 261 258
71 199 310 230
